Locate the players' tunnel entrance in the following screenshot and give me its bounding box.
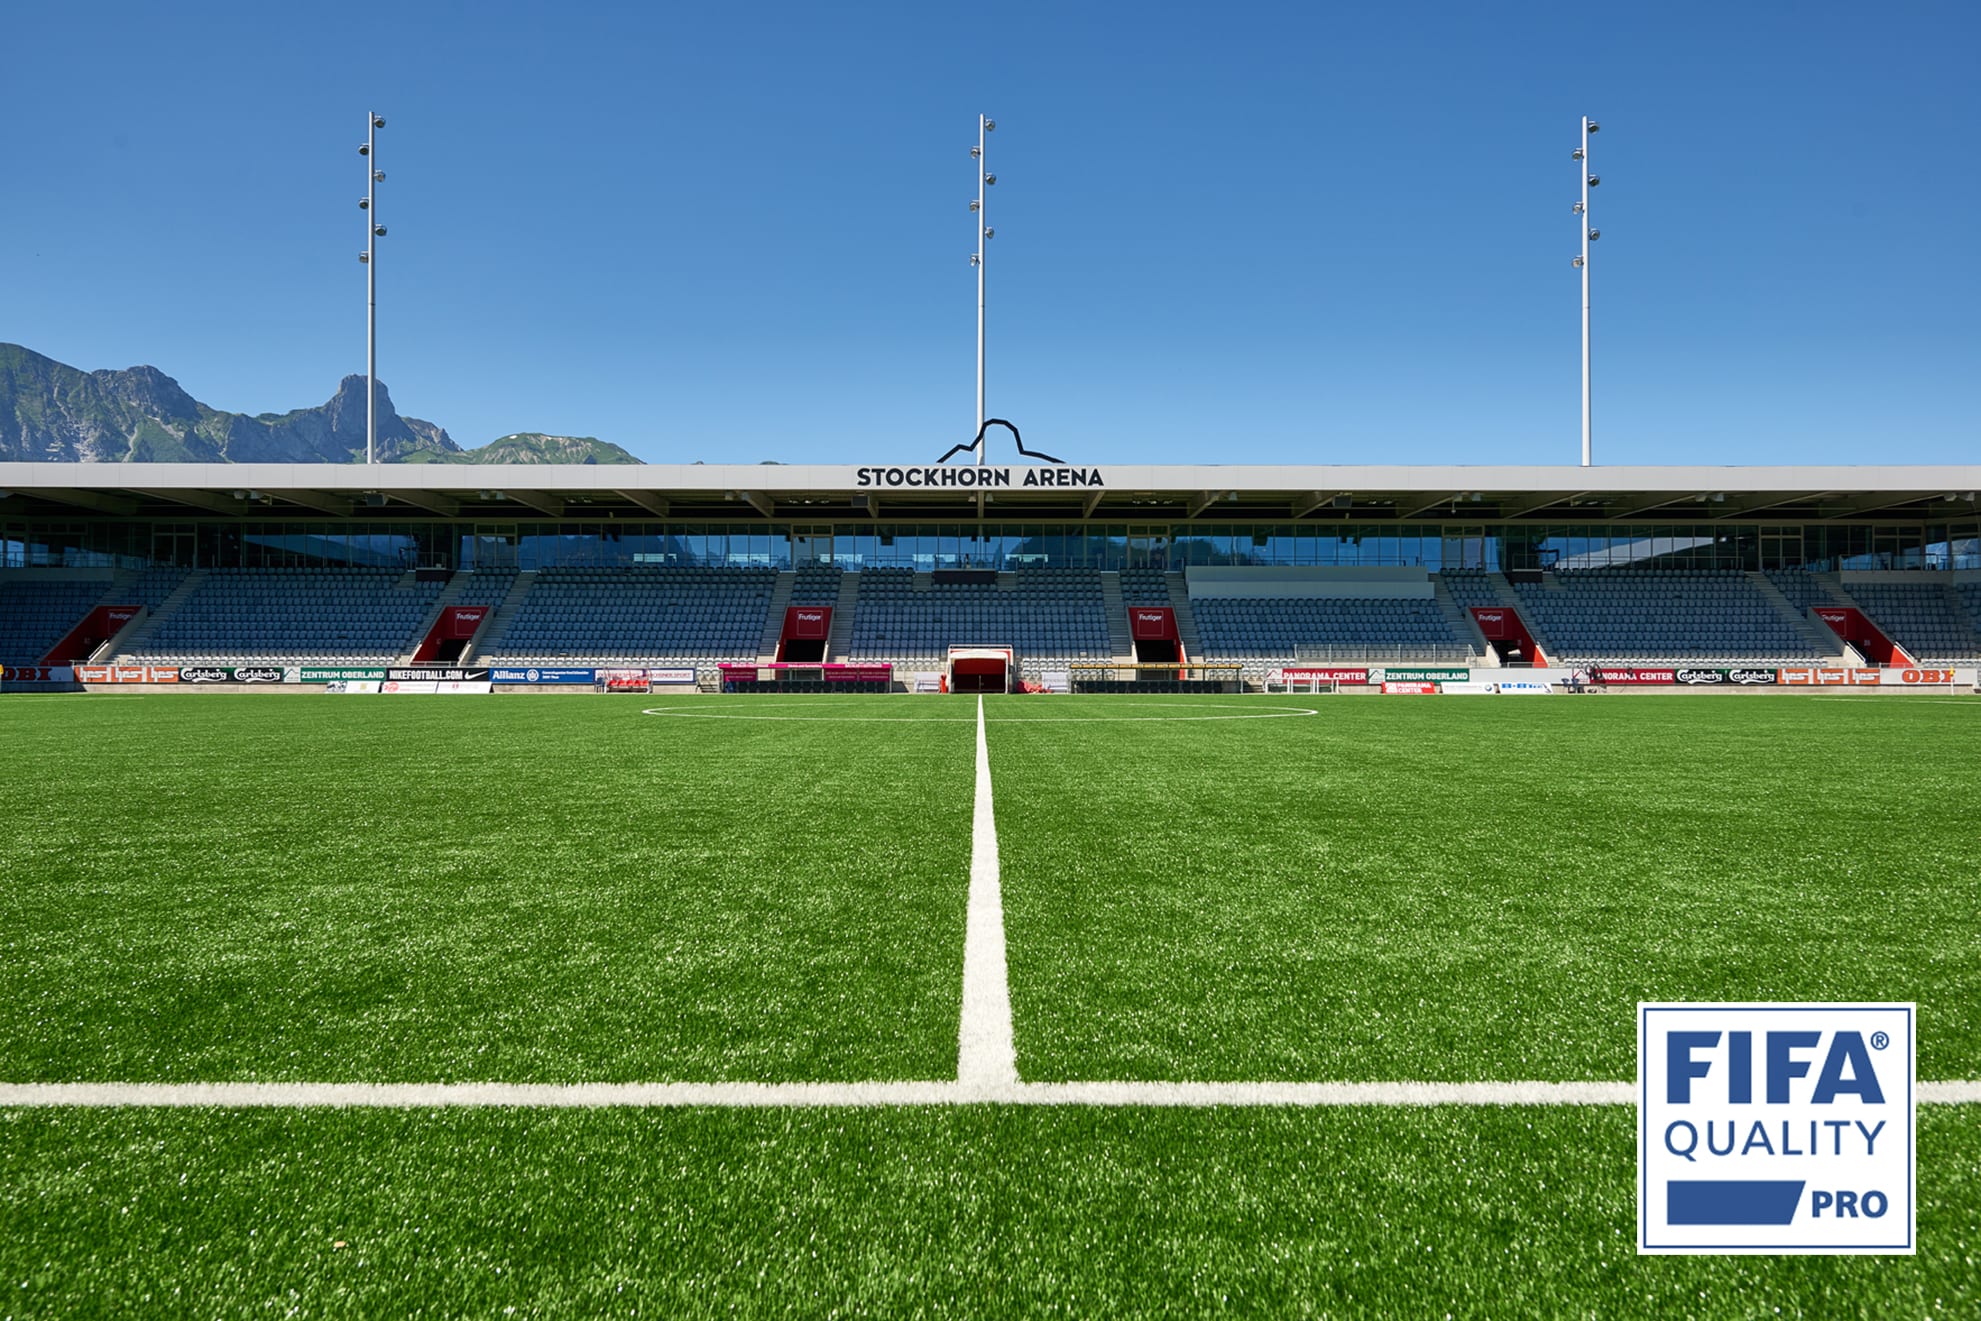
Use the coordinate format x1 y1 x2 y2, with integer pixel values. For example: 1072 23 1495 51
1129 606 1183 663
947 647 1012 693
776 606 832 662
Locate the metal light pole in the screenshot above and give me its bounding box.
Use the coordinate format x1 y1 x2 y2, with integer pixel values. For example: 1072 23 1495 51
1573 117 1601 467
970 115 996 462
359 113 386 464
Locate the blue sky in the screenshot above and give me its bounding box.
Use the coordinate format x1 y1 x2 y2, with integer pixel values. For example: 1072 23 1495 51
7 1 1977 466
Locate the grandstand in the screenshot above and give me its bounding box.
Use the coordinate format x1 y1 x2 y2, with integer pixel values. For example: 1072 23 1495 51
2 460 1978 685
1508 568 1824 666
1193 595 1474 669
846 567 1112 677
0 576 110 664
1841 577 1981 663
122 567 444 665
477 566 777 667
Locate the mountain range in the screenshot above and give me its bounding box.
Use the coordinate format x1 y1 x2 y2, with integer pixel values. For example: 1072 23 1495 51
0 343 641 465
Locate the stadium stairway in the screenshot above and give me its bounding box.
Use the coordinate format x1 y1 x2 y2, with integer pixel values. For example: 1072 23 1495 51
113 570 207 660
1749 571 1853 662
1487 572 1559 661
1837 574 1981 663
1431 575 1496 663
462 571 537 662
756 571 797 663
826 573 859 659
73 568 145 663
1165 572 1203 659
395 574 472 664
1100 572 1134 662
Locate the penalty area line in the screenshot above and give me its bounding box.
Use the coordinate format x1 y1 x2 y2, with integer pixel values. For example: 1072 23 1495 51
3 1081 1974 1108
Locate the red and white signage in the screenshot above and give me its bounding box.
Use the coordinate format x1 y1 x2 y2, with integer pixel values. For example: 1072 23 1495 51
783 606 831 640
1879 667 1968 686
1282 667 1370 684
1778 667 1882 687
1381 681 1438 695
1594 667 1677 685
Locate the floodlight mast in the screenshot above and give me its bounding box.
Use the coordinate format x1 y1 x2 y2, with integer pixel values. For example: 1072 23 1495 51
971 115 996 462
1575 116 1601 467
359 112 386 465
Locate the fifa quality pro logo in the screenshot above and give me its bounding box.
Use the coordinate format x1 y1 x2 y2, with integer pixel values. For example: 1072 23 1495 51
1639 1003 1915 1254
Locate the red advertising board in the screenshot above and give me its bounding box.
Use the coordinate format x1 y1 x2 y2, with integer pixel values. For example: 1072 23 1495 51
784 606 831 640
1129 607 1176 641
1282 667 1370 684
1778 667 1881 686
439 606 488 640
1594 668 1677 685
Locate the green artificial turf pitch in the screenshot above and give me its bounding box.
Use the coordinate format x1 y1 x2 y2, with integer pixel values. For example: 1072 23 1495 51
3 1106 1977 1318
0 694 975 1082
989 693 1981 1082
3 690 1978 1314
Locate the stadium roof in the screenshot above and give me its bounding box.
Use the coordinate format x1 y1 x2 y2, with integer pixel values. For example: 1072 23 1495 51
2 462 1979 524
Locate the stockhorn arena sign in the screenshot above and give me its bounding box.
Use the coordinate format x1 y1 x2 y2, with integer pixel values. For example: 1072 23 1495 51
856 466 1106 489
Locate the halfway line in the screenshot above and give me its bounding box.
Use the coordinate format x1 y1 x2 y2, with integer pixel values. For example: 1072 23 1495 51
956 695 1018 1091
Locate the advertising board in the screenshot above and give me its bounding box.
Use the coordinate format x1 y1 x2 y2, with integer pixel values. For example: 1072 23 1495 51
1878 667 1974 687
491 667 597 684
648 667 698 686
1281 667 1370 684
301 667 388 683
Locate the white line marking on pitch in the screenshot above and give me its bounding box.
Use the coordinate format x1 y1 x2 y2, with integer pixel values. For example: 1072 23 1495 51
957 695 1019 1092
2 1080 1974 1108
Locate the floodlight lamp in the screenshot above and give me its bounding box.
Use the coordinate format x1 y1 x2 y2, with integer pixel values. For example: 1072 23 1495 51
970 146 981 159
1572 148 1584 161
1573 201 1584 214
1587 228 1600 240
1586 121 1600 133
1571 255 1583 267
373 170 386 181
983 226 994 238
984 173 996 185
969 200 979 211
359 198 370 209
374 224 387 236
1587 175 1600 186
984 119 995 132
359 252 370 263
970 253 981 266
372 115 386 128
359 144 370 156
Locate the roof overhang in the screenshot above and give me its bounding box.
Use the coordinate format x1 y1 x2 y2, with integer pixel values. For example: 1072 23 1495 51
1 462 1978 525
